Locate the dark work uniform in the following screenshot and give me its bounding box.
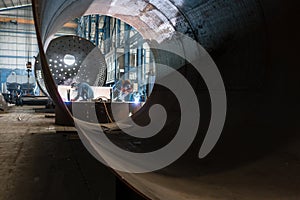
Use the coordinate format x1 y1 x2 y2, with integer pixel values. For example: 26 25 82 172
73 82 94 101
16 89 23 106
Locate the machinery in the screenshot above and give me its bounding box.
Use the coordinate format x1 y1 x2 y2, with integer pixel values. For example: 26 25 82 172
0 93 8 111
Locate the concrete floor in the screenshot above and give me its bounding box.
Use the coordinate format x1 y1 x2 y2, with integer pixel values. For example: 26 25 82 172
1 106 300 200
0 106 118 200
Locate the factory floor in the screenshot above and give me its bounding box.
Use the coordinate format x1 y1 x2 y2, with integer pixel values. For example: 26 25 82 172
0 105 118 200
0 106 299 200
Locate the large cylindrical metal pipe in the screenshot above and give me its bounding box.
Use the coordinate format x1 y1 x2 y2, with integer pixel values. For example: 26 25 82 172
32 0 299 199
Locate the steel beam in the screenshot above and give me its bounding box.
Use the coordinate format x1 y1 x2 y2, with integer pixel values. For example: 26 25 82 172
0 3 31 11
123 23 131 80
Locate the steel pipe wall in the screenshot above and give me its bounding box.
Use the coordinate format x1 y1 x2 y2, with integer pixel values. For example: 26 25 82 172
32 0 300 199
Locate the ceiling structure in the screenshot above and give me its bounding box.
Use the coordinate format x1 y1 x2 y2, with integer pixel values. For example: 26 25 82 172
0 0 31 11
0 0 76 28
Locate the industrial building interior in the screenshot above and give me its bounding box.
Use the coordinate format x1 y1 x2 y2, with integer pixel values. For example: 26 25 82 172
0 0 299 200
